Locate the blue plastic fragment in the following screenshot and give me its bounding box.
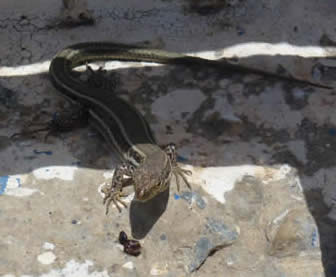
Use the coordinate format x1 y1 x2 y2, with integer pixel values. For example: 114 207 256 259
0 176 9 195
174 193 180 200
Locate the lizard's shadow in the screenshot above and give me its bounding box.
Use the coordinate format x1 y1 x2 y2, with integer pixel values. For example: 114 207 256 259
129 188 169 239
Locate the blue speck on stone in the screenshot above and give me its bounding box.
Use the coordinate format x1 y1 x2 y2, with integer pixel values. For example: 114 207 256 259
174 193 180 200
16 178 21 187
34 149 53 155
72 161 81 166
237 28 245 35
328 128 336 136
160 234 167 240
189 237 212 272
177 155 188 162
0 176 9 195
180 191 206 209
205 218 239 243
188 218 239 272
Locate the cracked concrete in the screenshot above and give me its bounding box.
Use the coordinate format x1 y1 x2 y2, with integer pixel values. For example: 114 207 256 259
1 0 336 276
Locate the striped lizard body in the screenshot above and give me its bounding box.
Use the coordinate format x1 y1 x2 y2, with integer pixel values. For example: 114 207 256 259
47 42 330 213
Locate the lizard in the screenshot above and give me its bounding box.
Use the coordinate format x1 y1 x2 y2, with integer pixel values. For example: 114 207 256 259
13 41 332 214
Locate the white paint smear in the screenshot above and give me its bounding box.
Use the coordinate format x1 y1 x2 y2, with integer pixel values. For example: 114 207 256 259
21 260 109 277
197 164 300 204
122 261 135 270
43 242 55 250
1 43 335 78
33 166 77 181
150 262 169 276
0 60 50 76
197 42 335 59
1 174 40 197
37 251 56 265
198 165 257 204
5 187 40 197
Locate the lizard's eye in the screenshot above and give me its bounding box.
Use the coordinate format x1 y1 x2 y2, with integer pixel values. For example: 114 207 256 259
134 153 144 163
129 149 143 164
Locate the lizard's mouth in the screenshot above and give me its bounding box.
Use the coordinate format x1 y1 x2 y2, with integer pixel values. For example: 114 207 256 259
135 187 158 202
134 181 165 202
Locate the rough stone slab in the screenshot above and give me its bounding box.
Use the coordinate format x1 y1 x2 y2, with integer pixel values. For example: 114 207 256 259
0 161 324 276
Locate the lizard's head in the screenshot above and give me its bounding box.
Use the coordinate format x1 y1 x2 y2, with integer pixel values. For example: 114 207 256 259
132 150 172 202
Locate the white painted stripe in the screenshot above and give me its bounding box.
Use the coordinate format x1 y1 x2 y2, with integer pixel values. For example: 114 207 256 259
1 43 336 77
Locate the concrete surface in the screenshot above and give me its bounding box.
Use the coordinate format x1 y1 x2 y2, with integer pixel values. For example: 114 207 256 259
1 0 336 276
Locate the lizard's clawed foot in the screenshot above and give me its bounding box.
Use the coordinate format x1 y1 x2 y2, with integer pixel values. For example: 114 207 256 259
102 186 128 214
172 166 192 192
102 162 133 214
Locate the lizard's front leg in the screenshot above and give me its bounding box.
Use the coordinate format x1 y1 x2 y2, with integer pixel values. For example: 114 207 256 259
164 143 192 192
101 162 135 214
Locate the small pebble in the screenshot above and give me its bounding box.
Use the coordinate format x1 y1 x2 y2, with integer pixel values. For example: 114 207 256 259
118 231 141 256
